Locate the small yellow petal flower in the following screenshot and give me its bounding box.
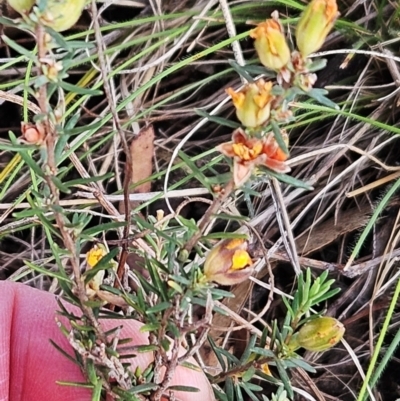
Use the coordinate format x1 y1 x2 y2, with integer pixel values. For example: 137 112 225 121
296 0 339 58
261 363 272 376
216 128 291 187
86 245 107 268
231 250 253 271
250 19 291 71
204 238 253 286
226 80 274 128
85 244 108 296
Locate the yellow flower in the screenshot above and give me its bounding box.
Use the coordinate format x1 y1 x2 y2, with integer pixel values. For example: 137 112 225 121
216 128 290 186
250 19 291 71
204 238 254 285
85 245 107 294
226 79 274 128
86 245 107 268
296 0 339 58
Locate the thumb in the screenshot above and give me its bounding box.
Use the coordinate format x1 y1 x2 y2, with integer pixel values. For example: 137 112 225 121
0 281 214 401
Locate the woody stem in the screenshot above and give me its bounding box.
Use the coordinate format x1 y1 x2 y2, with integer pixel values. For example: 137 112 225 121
183 178 235 253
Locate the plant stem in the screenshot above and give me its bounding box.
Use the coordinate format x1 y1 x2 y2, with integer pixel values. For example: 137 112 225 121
183 178 235 253
35 23 106 342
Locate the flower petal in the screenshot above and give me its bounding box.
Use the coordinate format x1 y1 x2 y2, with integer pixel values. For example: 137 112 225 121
216 142 235 157
233 160 254 187
260 157 291 174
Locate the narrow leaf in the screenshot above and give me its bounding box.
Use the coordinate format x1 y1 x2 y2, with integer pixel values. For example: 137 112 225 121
58 81 103 96
195 109 240 129
228 59 254 82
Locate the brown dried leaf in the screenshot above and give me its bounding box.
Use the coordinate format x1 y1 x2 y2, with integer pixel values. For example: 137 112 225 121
129 125 154 193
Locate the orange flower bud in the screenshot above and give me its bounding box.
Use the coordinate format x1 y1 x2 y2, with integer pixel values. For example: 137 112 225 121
21 122 46 145
289 317 345 352
226 79 274 128
296 0 339 58
204 238 253 285
250 19 291 71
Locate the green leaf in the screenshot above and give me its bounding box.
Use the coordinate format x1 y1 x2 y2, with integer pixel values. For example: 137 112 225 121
52 175 71 194
139 323 160 333
167 385 200 393
240 382 260 401
129 383 158 393
208 336 226 372
91 379 102 401
58 80 103 96
312 288 341 304
225 377 234 401
86 359 98 385
54 132 71 161
65 121 104 136
242 65 276 78
250 347 275 358
64 172 114 187
228 59 255 83
83 221 126 236
50 339 80 365
145 301 172 314
146 258 169 302
24 260 72 282
274 358 293 398
286 357 316 372
0 16 19 27
167 280 183 294
307 58 327 72
242 366 256 382
282 296 294 319
0 142 36 151
195 109 240 129
270 121 289 155
2 35 36 60
235 380 244 401
13 146 45 179
260 168 314 190
307 88 339 110
240 335 257 364
45 27 70 49
135 344 159 353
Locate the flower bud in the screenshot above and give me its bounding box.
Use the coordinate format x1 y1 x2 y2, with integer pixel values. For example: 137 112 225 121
7 0 86 32
40 0 86 32
226 79 274 128
7 0 34 14
295 317 345 352
204 238 253 285
296 0 339 58
250 18 291 71
21 121 46 145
